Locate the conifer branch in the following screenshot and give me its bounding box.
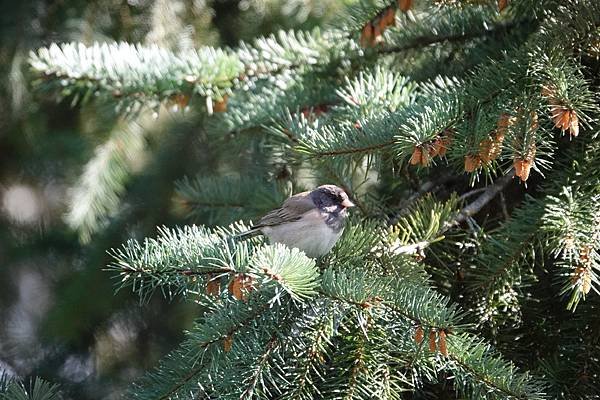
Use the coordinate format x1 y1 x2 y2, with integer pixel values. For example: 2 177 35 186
321 266 461 332
166 304 272 400
345 316 369 400
109 224 320 302
66 118 152 242
175 175 286 225
386 194 459 257
306 140 397 157
0 377 63 400
446 333 547 400
542 186 600 309
240 335 280 399
379 20 521 56
388 173 513 259
30 42 241 112
282 304 336 399
446 171 514 229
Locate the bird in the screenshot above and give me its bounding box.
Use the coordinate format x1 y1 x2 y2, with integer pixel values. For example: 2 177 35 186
238 185 355 258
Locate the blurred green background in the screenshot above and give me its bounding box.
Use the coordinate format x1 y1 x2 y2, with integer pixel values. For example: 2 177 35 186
0 1 346 398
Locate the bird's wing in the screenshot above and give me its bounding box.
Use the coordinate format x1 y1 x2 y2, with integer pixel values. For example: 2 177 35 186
254 191 315 227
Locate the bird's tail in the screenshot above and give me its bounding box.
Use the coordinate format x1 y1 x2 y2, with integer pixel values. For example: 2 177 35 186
233 227 261 241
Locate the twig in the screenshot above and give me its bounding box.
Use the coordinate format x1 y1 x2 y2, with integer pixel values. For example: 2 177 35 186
389 240 432 257
499 192 510 220
377 22 517 56
458 187 487 201
444 172 514 232
391 172 514 256
390 172 454 223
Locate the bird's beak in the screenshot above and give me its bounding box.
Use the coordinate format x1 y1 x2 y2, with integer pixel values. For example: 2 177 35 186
342 198 355 208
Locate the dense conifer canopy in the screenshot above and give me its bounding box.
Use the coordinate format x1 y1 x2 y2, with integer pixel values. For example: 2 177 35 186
6 0 599 399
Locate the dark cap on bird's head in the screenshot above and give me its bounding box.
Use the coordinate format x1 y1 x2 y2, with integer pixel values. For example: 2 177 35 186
310 185 355 209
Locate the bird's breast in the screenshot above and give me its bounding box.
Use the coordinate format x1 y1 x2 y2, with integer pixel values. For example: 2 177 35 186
322 208 347 233
261 209 344 258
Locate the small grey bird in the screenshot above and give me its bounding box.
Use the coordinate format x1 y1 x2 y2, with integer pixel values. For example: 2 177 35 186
240 185 355 258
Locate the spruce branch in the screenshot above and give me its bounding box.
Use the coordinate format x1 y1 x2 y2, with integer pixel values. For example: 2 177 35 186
218 5 526 137
464 138 600 326
319 304 408 400
108 223 319 303
446 333 547 400
129 287 301 399
272 68 417 161
384 172 513 260
30 42 241 113
380 14 522 56
240 335 281 399
469 198 543 291
446 171 514 229
386 194 460 257
135 303 269 400
343 311 371 400
320 265 545 399
175 175 287 225
238 29 348 78
0 377 63 400
28 2 527 127
321 266 463 331
280 301 339 400
66 118 148 242
542 186 600 310
112 213 549 399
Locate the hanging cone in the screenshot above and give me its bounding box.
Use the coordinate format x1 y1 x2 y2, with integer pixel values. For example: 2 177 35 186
360 23 374 48
213 95 228 113
480 131 504 164
464 155 481 172
428 331 437 353
415 326 424 344
479 138 493 163
438 331 448 356
430 138 443 157
228 273 254 301
172 93 190 110
572 266 591 295
529 111 539 132
569 111 579 137
410 146 430 166
496 113 513 138
514 158 532 182
436 129 453 157
372 23 384 45
410 146 422 165
541 84 556 100
383 7 396 27
223 334 234 352
206 274 220 297
582 270 591 295
551 106 579 137
398 0 412 12
428 142 439 157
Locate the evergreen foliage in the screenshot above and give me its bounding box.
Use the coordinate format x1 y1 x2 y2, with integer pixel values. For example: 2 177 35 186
0 375 63 400
65 118 149 242
27 0 600 398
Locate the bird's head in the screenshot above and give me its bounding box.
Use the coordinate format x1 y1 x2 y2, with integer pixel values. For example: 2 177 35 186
311 185 355 210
